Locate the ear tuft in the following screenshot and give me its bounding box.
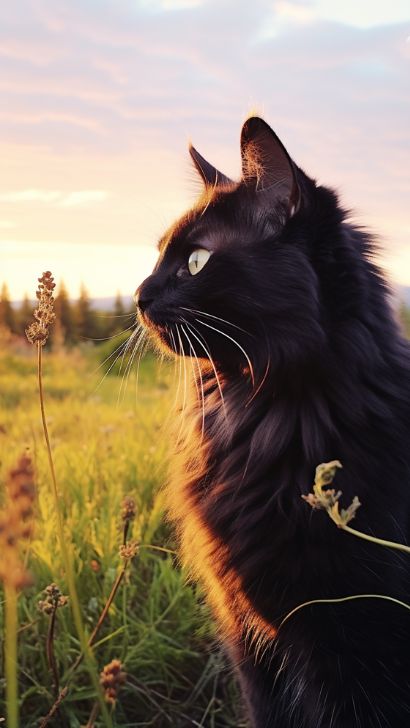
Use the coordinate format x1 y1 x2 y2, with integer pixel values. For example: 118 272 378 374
240 117 300 215
189 144 233 188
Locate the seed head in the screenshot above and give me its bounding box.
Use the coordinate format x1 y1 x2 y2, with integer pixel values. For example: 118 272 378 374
25 271 56 346
121 495 136 524
38 583 68 615
302 460 361 527
100 659 126 705
119 540 139 560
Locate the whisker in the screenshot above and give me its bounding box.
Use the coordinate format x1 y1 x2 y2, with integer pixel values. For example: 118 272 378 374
194 317 255 386
118 328 146 405
180 324 200 406
117 327 145 404
168 328 179 399
172 325 184 414
95 312 136 319
183 320 227 419
246 358 271 406
175 324 189 441
162 327 182 433
181 306 249 334
81 320 137 343
94 333 136 392
133 333 149 403
180 323 205 438
115 330 141 404
118 326 141 377
90 328 140 377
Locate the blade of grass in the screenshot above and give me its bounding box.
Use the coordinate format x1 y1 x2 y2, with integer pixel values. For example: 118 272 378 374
278 593 410 631
5 583 18 728
37 343 112 728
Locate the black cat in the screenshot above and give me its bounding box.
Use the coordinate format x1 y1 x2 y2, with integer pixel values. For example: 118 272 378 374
136 117 410 727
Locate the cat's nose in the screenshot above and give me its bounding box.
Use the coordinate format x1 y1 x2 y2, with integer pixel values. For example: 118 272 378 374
135 275 158 314
134 283 154 313
137 295 153 313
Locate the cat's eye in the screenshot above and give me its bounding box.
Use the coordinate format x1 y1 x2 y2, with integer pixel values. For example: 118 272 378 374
188 248 211 275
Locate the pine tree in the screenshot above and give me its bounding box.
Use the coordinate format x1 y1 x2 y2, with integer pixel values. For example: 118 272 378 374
16 293 33 337
0 283 16 333
53 281 75 345
108 291 127 336
75 283 97 342
114 291 125 319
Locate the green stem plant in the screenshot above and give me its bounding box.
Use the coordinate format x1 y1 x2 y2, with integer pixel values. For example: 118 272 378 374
26 273 112 727
279 593 410 631
302 460 410 554
4 583 18 728
39 510 138 724
279 461 410 629
1 453 37 728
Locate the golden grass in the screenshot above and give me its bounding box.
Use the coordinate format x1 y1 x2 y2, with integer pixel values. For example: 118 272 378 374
0 340 243 726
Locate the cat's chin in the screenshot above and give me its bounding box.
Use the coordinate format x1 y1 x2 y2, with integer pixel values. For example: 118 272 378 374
140 316 182 357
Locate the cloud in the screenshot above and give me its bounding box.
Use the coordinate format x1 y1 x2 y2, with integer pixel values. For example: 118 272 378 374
0 220 17 229
0 0 408 294
313 0 410 28
0 189 62 203
141 0 204 9
59 190 109 207
0 189 108 206
0 239 158 299
266 0 410 30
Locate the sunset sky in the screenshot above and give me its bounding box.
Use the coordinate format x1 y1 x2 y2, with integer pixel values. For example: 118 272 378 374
1 0 409 301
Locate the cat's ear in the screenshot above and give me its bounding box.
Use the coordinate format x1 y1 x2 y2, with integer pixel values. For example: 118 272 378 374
240 117 300 216
189 144 233 188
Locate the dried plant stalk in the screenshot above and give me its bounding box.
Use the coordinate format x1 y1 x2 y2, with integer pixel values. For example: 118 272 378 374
279 593 410 631
100 658 126 705
302 460 410 554
279 461 410 630
85 660 126 728
26 272 112 728
39 583 68 696
40 502 138 725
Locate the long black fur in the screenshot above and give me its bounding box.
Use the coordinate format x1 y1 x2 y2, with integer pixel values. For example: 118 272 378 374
137 117 410 727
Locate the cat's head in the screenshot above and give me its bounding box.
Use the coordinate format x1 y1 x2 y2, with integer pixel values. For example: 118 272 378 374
136 117 332 381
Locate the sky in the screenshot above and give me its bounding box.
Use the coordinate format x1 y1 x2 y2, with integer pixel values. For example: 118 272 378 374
1 0 409 301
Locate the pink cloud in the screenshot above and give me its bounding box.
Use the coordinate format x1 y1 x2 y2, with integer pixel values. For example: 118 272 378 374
0 0 408 294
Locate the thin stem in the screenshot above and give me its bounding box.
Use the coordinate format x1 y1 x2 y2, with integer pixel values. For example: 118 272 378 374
37 344 112 728
46 606 59 696
69 563 128 675
139 544 176 556
338 522 410 554
121 578 128 664
87 567 127 650
85 701 100 728
38 688 68 728
279 593 410 631
304 461 410 555
42 562 130 725
5 583 18 728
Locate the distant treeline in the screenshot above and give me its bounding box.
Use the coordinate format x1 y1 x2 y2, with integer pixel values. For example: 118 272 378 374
0 282 135 346
1 281 410 347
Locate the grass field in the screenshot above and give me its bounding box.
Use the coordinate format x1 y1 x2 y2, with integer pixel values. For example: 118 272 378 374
0 338 246 727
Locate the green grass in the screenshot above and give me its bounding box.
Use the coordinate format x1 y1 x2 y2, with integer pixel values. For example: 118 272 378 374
0 342 246 727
